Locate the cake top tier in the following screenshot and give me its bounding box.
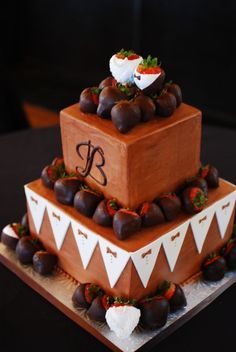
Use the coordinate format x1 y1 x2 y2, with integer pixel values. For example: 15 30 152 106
79 49 183 134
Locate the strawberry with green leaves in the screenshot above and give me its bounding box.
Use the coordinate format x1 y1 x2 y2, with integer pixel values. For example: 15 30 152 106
72 283 104 309
93 199 119 227
41 156 66 190
134 55 166 94
113 208 142 240
109 48 142 84
202 252 227 281
182 186 207 214
1 223 28 250
157 281 187 312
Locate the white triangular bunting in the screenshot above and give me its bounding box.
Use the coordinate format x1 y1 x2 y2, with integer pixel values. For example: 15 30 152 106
191 204 216 253
46 203 70 250
24 186 46 234
215 191 236 239
162 221 189 272
99 238 130 288
71 219 98 269
131 239 162 288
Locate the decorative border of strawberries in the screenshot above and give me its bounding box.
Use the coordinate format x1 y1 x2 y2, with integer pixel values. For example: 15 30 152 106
41 157 219 240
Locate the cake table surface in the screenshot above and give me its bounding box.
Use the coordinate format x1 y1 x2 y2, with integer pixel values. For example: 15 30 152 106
0 123 236 352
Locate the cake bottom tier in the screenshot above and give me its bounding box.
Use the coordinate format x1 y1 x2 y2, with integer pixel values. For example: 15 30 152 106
25 179 236 300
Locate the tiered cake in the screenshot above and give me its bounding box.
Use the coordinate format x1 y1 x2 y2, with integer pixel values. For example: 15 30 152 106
24 50 236 303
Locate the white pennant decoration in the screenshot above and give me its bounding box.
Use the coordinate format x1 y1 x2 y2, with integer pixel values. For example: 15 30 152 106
24 186 46 234
46 203 70 250
162 221 189 272
215 191 236 239
99 238 130 288
131 238 162 288
191 204 216 253
71 219 98 269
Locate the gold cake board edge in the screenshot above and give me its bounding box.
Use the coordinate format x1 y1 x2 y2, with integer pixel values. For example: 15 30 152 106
1 242 236 352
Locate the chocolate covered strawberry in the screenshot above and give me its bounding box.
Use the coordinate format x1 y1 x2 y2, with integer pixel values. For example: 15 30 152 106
155 91 177 117
155 193 181 221
109 49 142 84
111 100 141 133
87 294 114 322
33 250 57 275
79 87 101 113
165 82 182 107
198 164 219 188
134 55 165 95
51 157 64 169
134 94 156 122
99 76 117 89
182 187 207 214
16 236 44 264
1 223 28 250
157 281 187 312
41 165 58 189
187 177 208 199
93 199 119 227
74 189 103 218
113 209 142 240
21 212 29 233
139 295 169 329
139 202 165 227
221 238 236 270
72 283 103 309
202 253 227 281
54 177 82 205
97 86 126 119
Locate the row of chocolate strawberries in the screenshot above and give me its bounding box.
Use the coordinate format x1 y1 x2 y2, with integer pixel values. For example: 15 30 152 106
41 158 219 240
1 214 57 275
72 280 186 338
79 52 182 134
202 225 236 281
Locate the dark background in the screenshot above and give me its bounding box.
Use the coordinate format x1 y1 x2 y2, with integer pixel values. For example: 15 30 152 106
0 0 236 134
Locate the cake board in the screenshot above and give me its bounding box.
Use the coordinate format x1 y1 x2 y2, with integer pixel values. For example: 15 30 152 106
1 242 236 352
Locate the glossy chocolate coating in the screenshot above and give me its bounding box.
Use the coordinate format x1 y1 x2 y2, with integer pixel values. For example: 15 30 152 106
113 210 142 240
143 68 166 95
97 86 126 119
156 195 181 221
205 165 219 188
79 87 98 114
187 177 208 198
182 187 206 214
166 83 182 107
169 285 187 312
93 199 113 227
41 165 55 189
87 296 106 322
1 231 19 250
74 190 103 217
134 95 156 122
16 237 41 264
72 284 90 309
203 257 227 281
33 251 57 275
141 203 165 227
156 92 177 117
140 296 169 329
99 76 115 89
111 100 141 134
21 213 29 233
54 177 82 205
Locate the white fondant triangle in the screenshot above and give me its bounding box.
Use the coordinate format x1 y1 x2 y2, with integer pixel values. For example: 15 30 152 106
131 239 162 288
162 221 189 272
215 191 236 239
24 186 46 234
191 205 216 253
99 238 130 288
46 203 70 250
71 220 98 269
